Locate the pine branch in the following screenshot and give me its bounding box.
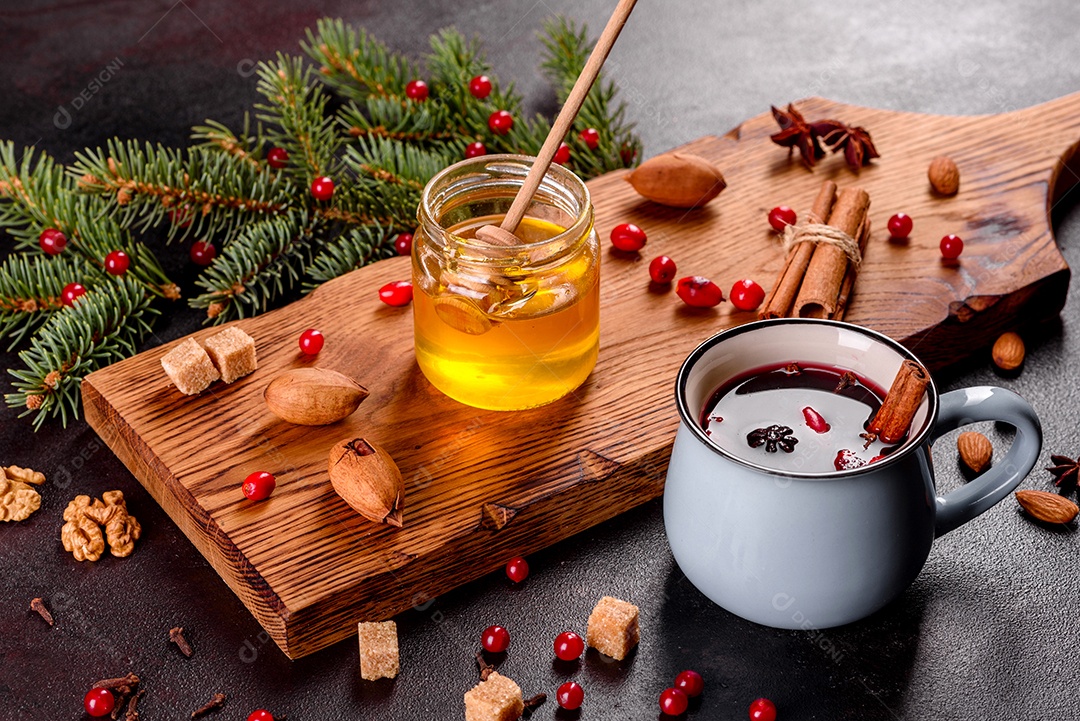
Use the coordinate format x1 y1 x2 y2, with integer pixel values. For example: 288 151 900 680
342 136 451 227
302 18 418 103
0 254 91 348
191 114 267 170
305 222 396 287
5 277 157 430
0 141 91 248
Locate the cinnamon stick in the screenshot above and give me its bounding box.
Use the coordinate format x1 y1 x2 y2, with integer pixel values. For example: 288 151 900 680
829 216 871 321
760 180 837 319
793 186 870 318
868 360 930 443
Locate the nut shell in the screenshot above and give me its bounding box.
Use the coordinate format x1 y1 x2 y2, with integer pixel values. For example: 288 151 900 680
328 438 404 527
625 152 726 208
991 332 1025 372
928 155 960 196
264 367 368 425
1016 489 1078 524
957 431 992 473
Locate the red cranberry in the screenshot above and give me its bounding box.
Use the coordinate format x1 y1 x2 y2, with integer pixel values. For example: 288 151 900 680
465 141 487 159
38 228 67 255
505 556 528 583
729 279 765 311
298 329 324 355
620 144 637 165
247 711 275 721
659 687 689 716
84 688 116 717
168 206 194 227
580 127 600 149
481 625 510 653
676 276 724 308
311 176 335 201
469 75 492 99
887 212 912 238
488 110 513 135
940 234 963 260
802 406 831 434
610 222 647 252
379 280 413 307
674 669 704 697
104 250 130 276
405 79 429 101
266 147 289 169
242 471 276 501
768 206 797 232
553 142 571 165
556 681 584 710
748 697 777 721
61 282 86 307
190 241 216 266
394 233 414 256
649 255 677 284
834 449 867 471
553 631 584 661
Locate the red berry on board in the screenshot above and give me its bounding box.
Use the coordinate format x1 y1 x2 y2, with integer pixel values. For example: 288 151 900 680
488 110 514 135
104 250 130 276
674 669 704 698
242 471 276 501
649 255 678 284
84 688 116 717
580 127 600 149
465 141 487 159
247 711 275 721
481 625 510 653
768 206 797 232
298 328 324 355
38 228 67 255
940 234 964 260
266 147 289 169
834 449 867 471
61 282 86 307
659 687 689 716
190 241 216 266
554 631 585 661
394 232 414 256
802 406 831 434
379 280 413 307
556 681 584 710
887 212 913 238
610 222 647 252
505 556 529 583
676 276 724 308
405 79 429 101
553 142 571 165
311 176 335 201
749 697 777 721
469 75 492 99
729 279 765 311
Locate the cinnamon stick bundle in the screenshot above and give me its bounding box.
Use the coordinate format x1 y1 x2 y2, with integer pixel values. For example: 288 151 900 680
760 181 837 319
868 360 930 444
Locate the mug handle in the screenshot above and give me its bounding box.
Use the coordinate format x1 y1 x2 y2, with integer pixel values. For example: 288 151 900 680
931 387 1042 537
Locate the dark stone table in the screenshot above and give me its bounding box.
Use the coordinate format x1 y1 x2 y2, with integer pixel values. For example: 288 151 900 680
2 1 1079 718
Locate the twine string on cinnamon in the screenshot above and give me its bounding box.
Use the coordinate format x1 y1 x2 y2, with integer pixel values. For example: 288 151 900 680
781 222 863 270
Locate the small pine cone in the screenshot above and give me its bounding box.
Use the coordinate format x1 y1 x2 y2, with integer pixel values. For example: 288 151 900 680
161 284 182 300
25 395 43 410
206 302 226 319
116 188 132 206
43 371 61 389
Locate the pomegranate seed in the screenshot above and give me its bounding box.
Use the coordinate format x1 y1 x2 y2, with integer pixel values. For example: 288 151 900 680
488 110 513 135
748 697 777 721
190 241 216 266
940 234 964 260
768 206 797 232
580 127 600 149
61 282 86 307
610 222 647 252
104 250 130 276
247 711 275 721
659 687 689 716
834 449 867 471
649 255 677 284
379 280 413 307
394 233 414 256
481 625 510 653
729 279 765 311
311 176 335 201
266 147 289 169
676 276 724 308
674 669 704 698
298 329 324 355
553 631 584 661
870 454 887 463
505 557 528 583
556 681 584 710
405 79 429 101
38 228 67 255
553 142 571 165
464 141 487 159
242 471 276 501
802 406 831 434
887 212 913 238
468 75 492 99
84 688 116 717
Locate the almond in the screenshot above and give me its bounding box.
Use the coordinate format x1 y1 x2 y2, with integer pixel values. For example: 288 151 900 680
927 155 960 196
328 438 404 527
264 367 368 425
957 431 992 473
625 152 726 208
1016 489 1079 524
991 332 1025 372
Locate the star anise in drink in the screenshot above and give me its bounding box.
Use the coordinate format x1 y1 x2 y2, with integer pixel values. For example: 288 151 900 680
769 104 824 168
811 120 880 172
1047 454 1080 493
747 425 799 453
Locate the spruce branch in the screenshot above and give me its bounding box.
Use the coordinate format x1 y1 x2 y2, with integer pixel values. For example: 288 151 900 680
306 222 396 287
0 254 91 348
191 114 267 170
302 18 418 103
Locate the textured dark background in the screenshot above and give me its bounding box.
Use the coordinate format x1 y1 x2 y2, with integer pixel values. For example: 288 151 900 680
2 1 1080 719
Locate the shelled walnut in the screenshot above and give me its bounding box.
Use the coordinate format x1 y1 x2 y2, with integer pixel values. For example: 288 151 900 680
0 470 41 522
61 491 141 561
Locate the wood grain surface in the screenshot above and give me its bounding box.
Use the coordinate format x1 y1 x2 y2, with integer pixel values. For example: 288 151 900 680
82 94 1079 659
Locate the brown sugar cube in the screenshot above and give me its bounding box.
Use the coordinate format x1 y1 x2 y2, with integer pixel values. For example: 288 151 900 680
357 620 399 680
464 671 524 721
586 595 639 661
160 338 220 395
203 326 257 383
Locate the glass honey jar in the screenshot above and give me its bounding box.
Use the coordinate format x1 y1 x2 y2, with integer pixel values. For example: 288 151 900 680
413 155 599 410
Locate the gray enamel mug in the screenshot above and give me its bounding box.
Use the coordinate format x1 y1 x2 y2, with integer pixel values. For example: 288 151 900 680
663 319 1042 629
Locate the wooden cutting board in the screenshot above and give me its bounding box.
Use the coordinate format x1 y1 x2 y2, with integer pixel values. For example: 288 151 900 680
83 93 1079 659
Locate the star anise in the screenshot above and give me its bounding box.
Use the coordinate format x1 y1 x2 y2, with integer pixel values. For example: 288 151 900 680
811 120 880 172
747 425 799 453
769 104 824 168
1047 454 1080 493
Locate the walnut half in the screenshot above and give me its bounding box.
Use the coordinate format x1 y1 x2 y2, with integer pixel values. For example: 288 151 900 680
0 474 41 522
61 496 106 562
60 491 141 561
